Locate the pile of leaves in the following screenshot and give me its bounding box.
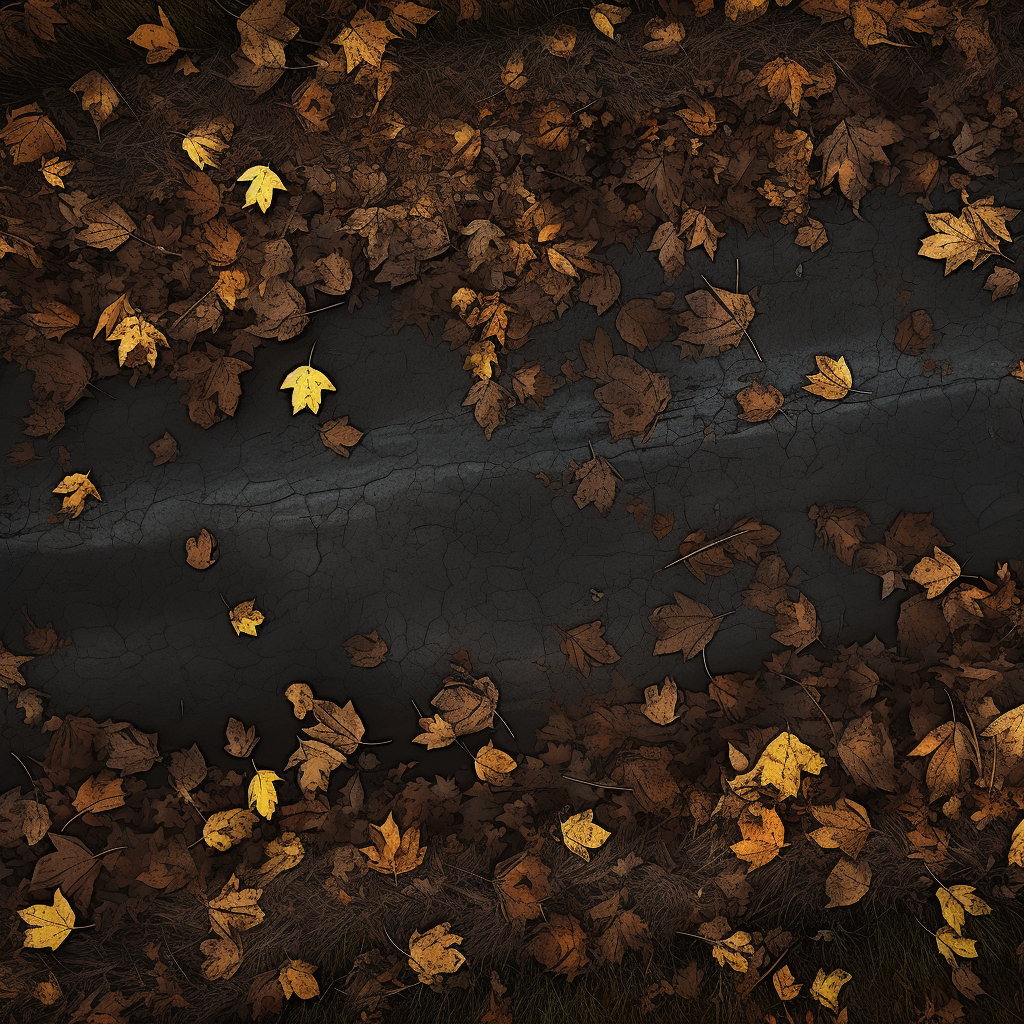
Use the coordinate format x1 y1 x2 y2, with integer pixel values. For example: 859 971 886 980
2 0 1024 453
3 506 1024 1023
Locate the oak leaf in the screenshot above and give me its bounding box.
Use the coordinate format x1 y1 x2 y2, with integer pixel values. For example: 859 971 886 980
560 808 611 861
229 600 264 636
127 6 180 62
185 529 217 569
909 547 961 598
19 889 75 949
648 592 723 659
360 812 426 879
408 923 466 985
642 677 680 724
553 620 620 677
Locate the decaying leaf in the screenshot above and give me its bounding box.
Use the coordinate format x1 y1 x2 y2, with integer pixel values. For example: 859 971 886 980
408 922 466 984
649 592 724 659
553 620 620 677
360 812 426 879
50 472 101 521
729 730 827 800
229 599 264 636
642 677 680 724
735 381 784 422
803 354 854 400
185 529 218 569
810 967 852 1011
909 547 962 598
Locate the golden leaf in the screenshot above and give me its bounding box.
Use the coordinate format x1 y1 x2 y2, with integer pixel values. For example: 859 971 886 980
248 768 283 819
205 874 264 940
808 797 873 858
810 967 852 1011
359 811 426 878
408 922 466 985
736 381 784 422
590 4 631 38
641 676 680 724
40 154 73 187
93 291 136 338
332 9 399 72
236 164 287 213
69 71 119 136
909 547 961 598
413 713 457 749
229 599 264 636
51 472 101 520
182 121 231 169
756 57 813 116
1009 818 1024 867
0 103 65 165
803 354 853 399
203 808 258 851
773 965 802 1000
729 731 827 800
474 741 517 785
918 191 1019 275
935 926 978 967
560 808 611 861
127 5 180 62
711 930 754 972
981 703 1024 760
109 314 168 368
19 889 75 949
280 364 336 414
279 959 319 999
936 885 991 935
730 805 788 871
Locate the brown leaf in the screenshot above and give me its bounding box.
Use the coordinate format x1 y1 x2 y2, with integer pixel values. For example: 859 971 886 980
736 381 784 422
771 594 821 652
572 454 618 516
648 592 723 658
494 853 552 928
185 529 217 569
319 416 364 457
224 717 259 758
528 914 589 981
343 630 388 667
894 310 934 355
149 431 179 466
553 620 620 677
809 503 870 566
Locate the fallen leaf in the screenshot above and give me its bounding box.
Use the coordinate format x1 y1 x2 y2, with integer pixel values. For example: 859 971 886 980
19 889 75 949
909 547 961 598
343 630 388 667
648 592 723 659
185 529 218 570
248 769 282 819
149 432 178 466
642 677 680 724
279 959 319 999
804 354 853 399
319 416 364 456
237 164 287 213
474 741 517 785
729 731 827 800
771 594 821 652
810 967 852 1011
229 600 264 636
360 812 426 879
736 381 784 422
918 190 1019 274
281 364 336 414
935 926 978 967
560 808 611 861
894 309 933 355
51 472 101 520
553 620 620 677
824 855 871 907
127 5 180 62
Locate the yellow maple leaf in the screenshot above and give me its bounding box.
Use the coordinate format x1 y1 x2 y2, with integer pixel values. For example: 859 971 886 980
729 731 827 800
810 967 852 1011
109 314 168 367
936 885 991 935
909 547 961 598
332 9 399 73
359 811 426 879
935 925 978 967
280 364 336 414
19 888 75 949
804 354 854 399
237 164 287 214
127 5 180 63
182 121 231 169
756 57 812 116
229 599 264 636
52 472 101 520
407 922 466 985
730 805 788 871
711 930 754 972
560 808 611 861
248 768 283 820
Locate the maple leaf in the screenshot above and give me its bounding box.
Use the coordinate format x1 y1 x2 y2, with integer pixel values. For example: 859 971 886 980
648 592 724 659
185 529 217 569
343 630 388 667
69 72 119 136
332 9 399 72
804 354 854 399
730 805 788 871
149 432 179 466
815 115 903 205
909 547 962 598
463 379 515 439
408 923 467 985
109 315 168 368
280 364 336 414
810 967 852 1011
19 889 75 949
808 797 873 858
735 381 783 422
237 165 287 213
182 120 232 169
51 472 101 520
674 285 756 358
248 768 283 819
757 57 813 116
280 960 319 1000
1 103 65 164
936 885 991 935
553 620 620 677
560 808 611 861
127 6 180 62
359 812 426 879
229 599 264 636
729 731 827 800
642 677 680 724
918 191 1019 275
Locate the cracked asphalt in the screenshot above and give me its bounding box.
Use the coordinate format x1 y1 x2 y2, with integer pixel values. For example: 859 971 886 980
3 173 1023 779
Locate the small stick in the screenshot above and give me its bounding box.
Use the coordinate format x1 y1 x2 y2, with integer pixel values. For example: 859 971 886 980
561 775 633 792
656 528 754 573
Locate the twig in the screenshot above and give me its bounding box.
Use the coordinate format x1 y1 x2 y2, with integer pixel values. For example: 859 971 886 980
561 775 633 792
656 527 754 573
